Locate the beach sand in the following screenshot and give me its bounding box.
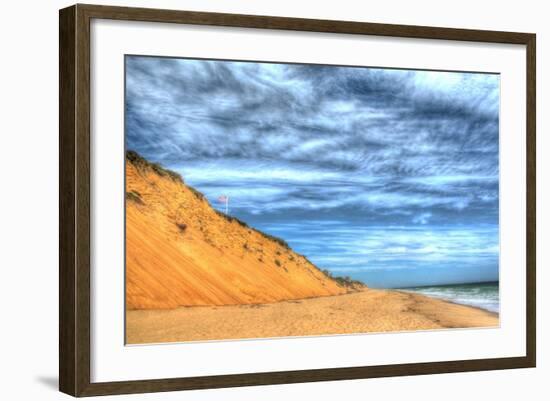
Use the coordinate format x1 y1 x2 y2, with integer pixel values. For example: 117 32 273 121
126 289 498 344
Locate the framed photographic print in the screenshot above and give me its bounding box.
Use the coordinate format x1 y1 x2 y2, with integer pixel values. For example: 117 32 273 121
59 4 536 397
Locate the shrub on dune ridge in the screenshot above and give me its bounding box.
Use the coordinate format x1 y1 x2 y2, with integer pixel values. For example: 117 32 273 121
214 210 290 249
321 269 365 289
188 186 205 200
126 150 184 184
215 210 249 228
261 232 289 249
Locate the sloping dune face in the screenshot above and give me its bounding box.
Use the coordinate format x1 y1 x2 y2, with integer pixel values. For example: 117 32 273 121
125 152 346 310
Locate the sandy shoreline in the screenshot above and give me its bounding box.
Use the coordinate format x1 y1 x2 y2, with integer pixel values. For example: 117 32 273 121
126 289 498 344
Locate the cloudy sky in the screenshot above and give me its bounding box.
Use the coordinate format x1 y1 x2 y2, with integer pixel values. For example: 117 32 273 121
125 55 500 288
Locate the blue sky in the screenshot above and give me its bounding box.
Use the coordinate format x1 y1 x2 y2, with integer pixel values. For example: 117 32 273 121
125 56 500 288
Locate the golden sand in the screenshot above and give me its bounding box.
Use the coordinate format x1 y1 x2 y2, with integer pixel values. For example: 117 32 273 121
126 289 498 344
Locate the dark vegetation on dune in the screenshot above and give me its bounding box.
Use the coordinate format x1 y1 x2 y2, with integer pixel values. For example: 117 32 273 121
321 269 365 289
213 210 290 249
127 150 184 183
126 190 144 205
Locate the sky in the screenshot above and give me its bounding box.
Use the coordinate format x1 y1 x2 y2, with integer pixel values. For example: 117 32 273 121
125 55 500 288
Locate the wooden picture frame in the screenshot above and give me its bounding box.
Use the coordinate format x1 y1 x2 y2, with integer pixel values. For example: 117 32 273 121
59 3 536 397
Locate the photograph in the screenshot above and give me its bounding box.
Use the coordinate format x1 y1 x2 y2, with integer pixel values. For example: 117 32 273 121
124 55 500 345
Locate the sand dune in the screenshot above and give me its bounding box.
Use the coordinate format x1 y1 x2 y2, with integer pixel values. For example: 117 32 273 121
126 289 499 344
126 151 350 310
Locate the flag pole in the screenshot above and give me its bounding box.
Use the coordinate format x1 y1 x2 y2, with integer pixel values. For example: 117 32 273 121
225 196 229 215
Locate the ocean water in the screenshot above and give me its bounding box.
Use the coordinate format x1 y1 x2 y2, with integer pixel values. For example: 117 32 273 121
398 282 499 313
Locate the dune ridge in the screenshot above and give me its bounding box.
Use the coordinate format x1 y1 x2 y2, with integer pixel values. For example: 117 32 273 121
125 151 354 310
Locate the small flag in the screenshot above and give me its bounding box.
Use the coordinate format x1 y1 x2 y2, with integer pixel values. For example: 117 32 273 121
218 195 229 214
